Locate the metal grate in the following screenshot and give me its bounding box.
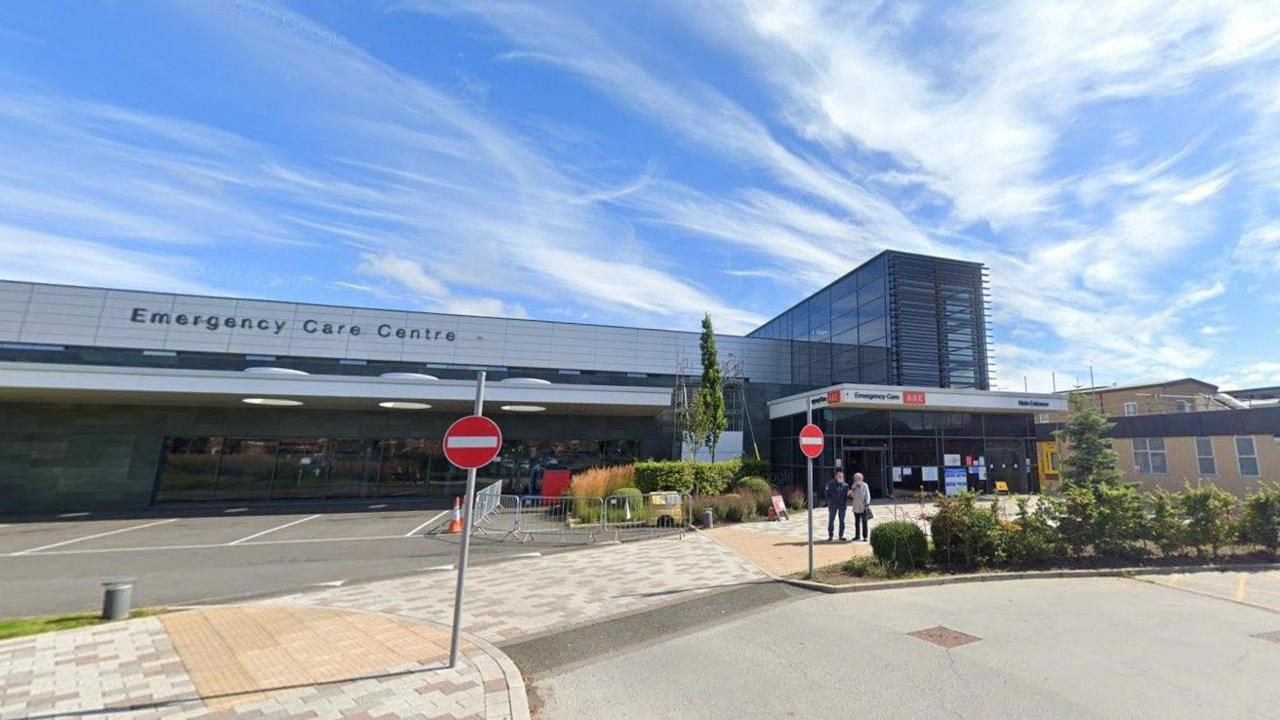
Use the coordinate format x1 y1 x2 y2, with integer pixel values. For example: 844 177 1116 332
908 626 981 648
1252 630 1280 644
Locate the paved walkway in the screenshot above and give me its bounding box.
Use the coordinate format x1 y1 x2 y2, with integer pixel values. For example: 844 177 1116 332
706 501 935 576
0 533 768 719
269 534 769 645
0 605 525 720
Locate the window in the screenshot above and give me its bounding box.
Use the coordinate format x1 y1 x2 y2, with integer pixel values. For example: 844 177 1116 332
1195 437 1216 476
1133 437 1167 474
1174 399 1191 413
1123 402 1137 416
1236 436 1260 477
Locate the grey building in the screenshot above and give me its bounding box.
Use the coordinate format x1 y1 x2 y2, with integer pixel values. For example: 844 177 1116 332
0 250 1063 513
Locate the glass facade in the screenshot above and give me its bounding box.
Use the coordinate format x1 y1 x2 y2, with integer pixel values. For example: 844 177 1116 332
153 435 641 503
748 251 989 390
770 409 1036 497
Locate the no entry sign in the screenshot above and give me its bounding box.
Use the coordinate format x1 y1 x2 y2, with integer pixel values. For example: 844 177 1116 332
798 423 824 459
443 415 503 469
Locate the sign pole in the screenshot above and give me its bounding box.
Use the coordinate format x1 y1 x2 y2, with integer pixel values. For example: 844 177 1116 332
806 402 813 579
449 370 486 668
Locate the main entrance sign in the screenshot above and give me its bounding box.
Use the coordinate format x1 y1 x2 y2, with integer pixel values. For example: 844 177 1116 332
443 415 503 469
798 423 824 459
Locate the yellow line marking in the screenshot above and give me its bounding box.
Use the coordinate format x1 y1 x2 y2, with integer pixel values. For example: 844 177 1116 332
1236 574 1248 602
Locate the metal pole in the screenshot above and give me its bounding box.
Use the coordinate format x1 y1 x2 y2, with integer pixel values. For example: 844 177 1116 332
449 370 486 668
806 402 814 579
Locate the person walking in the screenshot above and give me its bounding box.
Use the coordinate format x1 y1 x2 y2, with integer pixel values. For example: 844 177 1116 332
848 471 872 541
824 470 849 542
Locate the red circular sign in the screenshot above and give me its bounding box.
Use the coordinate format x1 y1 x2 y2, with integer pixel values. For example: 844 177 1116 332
443 415 503 469
798 423 824 459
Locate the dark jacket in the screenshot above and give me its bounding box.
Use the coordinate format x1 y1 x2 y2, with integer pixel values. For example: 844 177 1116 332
824 478 849 508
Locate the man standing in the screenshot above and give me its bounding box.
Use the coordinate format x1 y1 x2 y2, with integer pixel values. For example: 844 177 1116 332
825 470 849 542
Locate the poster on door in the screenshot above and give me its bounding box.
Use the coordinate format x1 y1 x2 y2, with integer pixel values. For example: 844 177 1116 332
944 467 967 497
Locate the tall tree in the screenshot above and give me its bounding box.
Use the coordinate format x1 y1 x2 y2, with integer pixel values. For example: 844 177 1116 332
1054 393 1124 488
696 313 727 462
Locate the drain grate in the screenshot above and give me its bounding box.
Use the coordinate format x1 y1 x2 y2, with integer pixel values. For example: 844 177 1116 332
1252 630 1280 644
908 626 981 648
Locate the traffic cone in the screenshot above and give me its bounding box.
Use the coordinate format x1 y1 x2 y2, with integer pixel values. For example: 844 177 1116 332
445 496 464 534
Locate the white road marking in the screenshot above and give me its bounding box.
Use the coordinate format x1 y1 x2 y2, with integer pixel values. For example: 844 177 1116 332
224 507 249 513
424 564 455 571
2 532 428 557
228 514 321 545
313 580 347 587
405 511 448 537
368 504 387 509
10 518 178 555
511 552 542 558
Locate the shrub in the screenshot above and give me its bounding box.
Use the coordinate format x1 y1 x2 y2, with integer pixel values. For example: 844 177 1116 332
1055 486 1097 557
690 493 757 524
842 555 894 579
604 486 648 523
635 461 695 494
999 497 1060 566
1239 481 1280 554
785 488 806 511
870 521 928 570
739 457 769 479
929 493 1001 567
1091 484 1148 560
691 460 738 495
570 464 635 498
735 476 773 495
1180 483 1237 559
1146 489 1187 557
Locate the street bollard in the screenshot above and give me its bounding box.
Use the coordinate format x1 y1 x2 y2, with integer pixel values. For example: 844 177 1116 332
101 579 134 621
702 508 714 529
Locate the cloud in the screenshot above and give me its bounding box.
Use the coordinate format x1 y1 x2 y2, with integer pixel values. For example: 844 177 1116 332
356 253 448 299
0 225 214 293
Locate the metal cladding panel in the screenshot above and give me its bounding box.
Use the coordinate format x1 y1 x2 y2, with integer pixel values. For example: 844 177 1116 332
0 282 32 341
19 285 105 345
2 281 799 380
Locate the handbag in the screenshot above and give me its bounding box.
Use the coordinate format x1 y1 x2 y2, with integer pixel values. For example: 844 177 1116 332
864 505 874 520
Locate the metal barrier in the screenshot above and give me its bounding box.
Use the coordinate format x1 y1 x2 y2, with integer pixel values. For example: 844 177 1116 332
513 495 604 543
602 492 691 541
472 487 519 540
471 481 503 528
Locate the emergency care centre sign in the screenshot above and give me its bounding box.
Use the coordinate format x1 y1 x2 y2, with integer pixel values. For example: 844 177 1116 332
129 307 457 343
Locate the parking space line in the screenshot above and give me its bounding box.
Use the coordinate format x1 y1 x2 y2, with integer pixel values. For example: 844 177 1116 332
9 518 178 555
14 533 415 556
1237 575 1248 602
228 514 322 545
405 511 448 537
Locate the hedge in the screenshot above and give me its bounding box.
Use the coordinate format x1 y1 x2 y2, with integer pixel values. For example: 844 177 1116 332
635 458 765 495
870 521 928 570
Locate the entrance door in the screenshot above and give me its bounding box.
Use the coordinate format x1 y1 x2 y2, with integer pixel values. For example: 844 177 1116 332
843 448 888 498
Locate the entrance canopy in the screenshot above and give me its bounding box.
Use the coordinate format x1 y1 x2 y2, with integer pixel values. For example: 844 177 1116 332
0 362 672 415
768 382 1066 419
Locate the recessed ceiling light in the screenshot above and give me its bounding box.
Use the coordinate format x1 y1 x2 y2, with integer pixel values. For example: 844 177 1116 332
501 404 546 412
500 377 552 385
242 398 304 406
379 372 440 381
378 401 432 410
243 367 310 375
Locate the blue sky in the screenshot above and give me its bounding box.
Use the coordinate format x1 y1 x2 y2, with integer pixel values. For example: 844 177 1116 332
1 1 1279 392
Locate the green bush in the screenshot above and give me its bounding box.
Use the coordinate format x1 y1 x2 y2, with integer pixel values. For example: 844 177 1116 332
1146 489 1188 557
635 461 695 494
1239 481 1280 554
1180 483 1237 558
691 460 738 495
870 521 928 570
1055 486 1097 557
929 493 1001 567
738 457 769 480
604 487 648 523
735 476 773 495
1091 484 1148 560
999 497 1060 566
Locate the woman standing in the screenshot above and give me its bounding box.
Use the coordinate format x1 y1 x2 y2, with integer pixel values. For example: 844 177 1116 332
848 472 872 542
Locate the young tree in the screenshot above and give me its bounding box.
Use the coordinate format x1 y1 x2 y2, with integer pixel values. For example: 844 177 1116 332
1054 393 1125 488
695 313 727 462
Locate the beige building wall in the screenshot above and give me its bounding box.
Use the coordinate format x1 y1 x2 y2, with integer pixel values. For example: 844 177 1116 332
1110 433 1280 495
